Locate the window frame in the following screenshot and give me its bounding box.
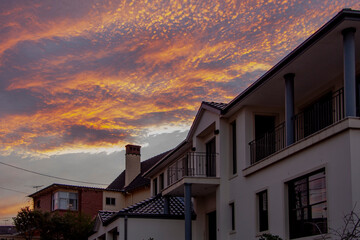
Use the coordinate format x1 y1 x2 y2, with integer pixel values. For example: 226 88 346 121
230 121 237 175
52 191 78 211
257 190 269 232
287 168 327 239
159 173 164 191
153 178 158 195
106 197 116 206
229 202 235 231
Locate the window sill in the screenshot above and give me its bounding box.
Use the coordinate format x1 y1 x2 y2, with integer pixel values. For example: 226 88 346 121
229 173 238 181
229 230 236 235
52 209 78 212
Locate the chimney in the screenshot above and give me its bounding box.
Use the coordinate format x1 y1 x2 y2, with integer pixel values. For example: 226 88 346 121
125 144 141 187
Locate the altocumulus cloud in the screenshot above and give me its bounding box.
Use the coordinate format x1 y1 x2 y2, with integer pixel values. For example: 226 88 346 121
1 0 360 157
64 125 131 145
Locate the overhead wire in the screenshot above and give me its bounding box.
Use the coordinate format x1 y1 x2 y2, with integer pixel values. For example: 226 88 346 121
0 161 108 186
0 186 29 195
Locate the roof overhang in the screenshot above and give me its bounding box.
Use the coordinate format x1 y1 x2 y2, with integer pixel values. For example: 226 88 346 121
28 183 120 198
143 140 191 178
222 8 360 117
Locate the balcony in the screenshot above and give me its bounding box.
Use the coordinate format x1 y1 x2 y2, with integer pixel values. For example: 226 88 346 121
249 88 344 164
164 152 219 197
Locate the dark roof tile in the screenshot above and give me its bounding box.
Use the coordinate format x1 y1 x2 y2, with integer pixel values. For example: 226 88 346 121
103 195 195 225
120 195 185 216
98 211 118 223
203 101 228 110
107 150 171 192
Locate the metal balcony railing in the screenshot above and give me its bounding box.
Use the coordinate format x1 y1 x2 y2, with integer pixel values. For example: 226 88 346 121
167 152 217 186
249 123 285 165
294 88 344 141
249 88 344 165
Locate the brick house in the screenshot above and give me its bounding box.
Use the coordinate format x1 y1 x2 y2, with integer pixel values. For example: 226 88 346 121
29 144 170 218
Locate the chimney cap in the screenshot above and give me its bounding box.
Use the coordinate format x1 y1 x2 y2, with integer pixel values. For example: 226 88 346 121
125 144 141 155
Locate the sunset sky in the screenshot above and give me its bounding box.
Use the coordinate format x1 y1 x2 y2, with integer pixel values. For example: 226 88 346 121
1 0 360 223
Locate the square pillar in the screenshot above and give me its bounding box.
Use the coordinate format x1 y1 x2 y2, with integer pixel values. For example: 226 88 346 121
342 27 357 117
184 183 192 240
284 73 295 146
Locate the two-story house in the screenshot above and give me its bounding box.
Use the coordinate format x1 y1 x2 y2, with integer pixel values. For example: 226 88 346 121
30 144 169 218
144 8 360 240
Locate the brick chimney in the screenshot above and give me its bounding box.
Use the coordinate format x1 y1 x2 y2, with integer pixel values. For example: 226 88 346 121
125 144 141 187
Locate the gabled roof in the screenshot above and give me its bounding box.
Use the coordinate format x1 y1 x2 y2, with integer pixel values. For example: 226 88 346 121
147 9 360 179
144 101 226 178
29 183 120 198
102 195 195 226
98 211 118 223
107 150 171 192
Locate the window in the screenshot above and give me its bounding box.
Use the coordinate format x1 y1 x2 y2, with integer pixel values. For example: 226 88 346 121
206 138 216 177
288 169 327 239
231 121 237 174
159 173 164 191
106 197 116 206
229 202 235 231
153 178 158 195
36 200 41 208
253 115 276 163
356 76 360 116
52 191 78 211
258 190 268 232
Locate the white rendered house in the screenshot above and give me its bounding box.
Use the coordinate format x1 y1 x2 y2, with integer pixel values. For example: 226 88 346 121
144 9 360 240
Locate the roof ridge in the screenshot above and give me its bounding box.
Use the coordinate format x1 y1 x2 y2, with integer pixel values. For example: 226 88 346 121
202 101 228 110
141 149 172 164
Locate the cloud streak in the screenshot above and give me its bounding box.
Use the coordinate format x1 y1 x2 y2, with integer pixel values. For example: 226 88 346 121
1 0 359 157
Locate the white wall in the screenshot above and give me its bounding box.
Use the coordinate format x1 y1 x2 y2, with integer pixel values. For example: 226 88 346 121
227 126 360 239
89 217 191 240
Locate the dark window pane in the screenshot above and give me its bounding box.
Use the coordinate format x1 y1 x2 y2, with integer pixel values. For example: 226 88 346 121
258 190 268 232
288 169 327 239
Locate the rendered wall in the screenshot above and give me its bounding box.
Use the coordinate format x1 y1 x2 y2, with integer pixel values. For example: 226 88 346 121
127 218 186 240
226 126 359 239
124 187 150 207
89 217 191 240
103 191 125 211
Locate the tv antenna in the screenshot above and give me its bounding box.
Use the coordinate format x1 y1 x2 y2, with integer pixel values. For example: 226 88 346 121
25 185 44 191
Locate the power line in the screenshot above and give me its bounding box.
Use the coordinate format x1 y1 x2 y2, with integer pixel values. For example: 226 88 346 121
0 186 29 195
0 161 108 186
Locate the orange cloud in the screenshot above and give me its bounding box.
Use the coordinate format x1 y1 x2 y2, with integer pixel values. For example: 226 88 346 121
1 0 360 157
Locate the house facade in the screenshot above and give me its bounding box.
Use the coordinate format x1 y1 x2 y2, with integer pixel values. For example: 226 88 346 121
144 9 360 240
30 144 168 218
89 195 195 240
29 183 123 218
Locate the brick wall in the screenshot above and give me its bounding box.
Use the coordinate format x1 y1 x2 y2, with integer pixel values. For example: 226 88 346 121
79 189 103 218
33 193 52 212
